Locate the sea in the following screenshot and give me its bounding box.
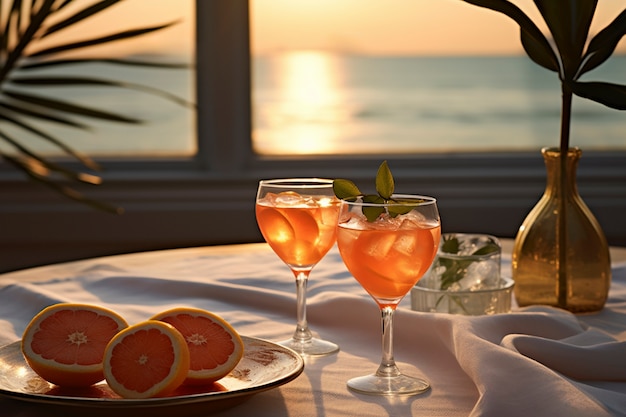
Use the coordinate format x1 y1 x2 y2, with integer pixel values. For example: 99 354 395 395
252 53 626 155
4 54 624 157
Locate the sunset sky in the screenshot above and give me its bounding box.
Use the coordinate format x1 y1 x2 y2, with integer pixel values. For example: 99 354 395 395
251 0 626 56
22 1 195 57
32 1 626 57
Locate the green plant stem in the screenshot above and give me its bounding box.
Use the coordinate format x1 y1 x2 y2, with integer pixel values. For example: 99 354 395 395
557 82 573 308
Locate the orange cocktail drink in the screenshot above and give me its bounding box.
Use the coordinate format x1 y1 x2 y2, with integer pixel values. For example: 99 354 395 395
337 213 440 307
255 178 340 356
256 191 339 268
336 194 440 394
337 204 440 308
334 161 441 395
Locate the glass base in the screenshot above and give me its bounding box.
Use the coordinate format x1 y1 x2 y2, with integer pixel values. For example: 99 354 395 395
278 337 339 357
347 373 430 396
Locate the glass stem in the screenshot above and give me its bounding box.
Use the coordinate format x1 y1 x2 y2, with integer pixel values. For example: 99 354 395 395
376 306 401 378
292 269 313 343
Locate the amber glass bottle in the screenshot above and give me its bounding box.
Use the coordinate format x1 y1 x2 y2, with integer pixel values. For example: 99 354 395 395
512 147 611 313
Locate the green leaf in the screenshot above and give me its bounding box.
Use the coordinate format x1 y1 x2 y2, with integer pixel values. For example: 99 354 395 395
333 179 361 200
435 238 499 290
520 28 560 73
579 9 626 76
375 160 394 199
0 100 90 129
472 243 500 256
388 204 413 218
335 161 424 222
570 81 626 110
534 0 597 78
361 206 383 222
27 22 178 58
441 236 461 254
358 194 383 222
461 0 559 72
388 196 421 217
439 258 474 290
3 90 143 123
362 194 385 221
8 76 195 108
362 194 385 204
19 58 191 71
8 76 141 87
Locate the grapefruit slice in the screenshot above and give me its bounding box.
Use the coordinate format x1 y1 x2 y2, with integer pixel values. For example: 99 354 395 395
103 320 190 398
21 303 128 387
151 307 244 385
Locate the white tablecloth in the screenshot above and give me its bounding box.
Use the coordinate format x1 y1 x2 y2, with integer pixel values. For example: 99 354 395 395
1 242 625 417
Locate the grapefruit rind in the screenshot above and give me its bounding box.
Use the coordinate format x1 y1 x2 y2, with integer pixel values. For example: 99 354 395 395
21 303 128 387
103 320 191 399
151 307 244 385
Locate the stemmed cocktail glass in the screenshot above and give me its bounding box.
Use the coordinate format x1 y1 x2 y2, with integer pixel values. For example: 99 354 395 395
256 178 340 356
336 194 440 395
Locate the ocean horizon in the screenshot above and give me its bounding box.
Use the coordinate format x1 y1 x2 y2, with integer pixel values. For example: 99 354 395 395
3 53 624 157
252 53 626 155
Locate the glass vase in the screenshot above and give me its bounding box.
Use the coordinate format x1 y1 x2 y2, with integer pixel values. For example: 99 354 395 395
512 147 611 313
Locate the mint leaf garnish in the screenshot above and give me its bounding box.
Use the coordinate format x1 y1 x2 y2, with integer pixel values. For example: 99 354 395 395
333 179 361 201
333 160 420 222
472 243 500 256
441 236 461 254
375 160 394 200
362 194 385 222
438 236 500 290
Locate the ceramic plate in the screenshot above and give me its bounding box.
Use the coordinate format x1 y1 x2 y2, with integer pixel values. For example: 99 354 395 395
0 336 304 417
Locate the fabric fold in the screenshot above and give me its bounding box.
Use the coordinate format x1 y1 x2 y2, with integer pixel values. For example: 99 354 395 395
501 333 626 381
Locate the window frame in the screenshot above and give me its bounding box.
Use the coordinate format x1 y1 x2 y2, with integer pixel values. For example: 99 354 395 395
1 0 625 273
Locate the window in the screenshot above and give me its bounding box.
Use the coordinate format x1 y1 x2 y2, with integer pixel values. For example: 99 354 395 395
250 0 626 155
0 0 196 158
1 0 625 274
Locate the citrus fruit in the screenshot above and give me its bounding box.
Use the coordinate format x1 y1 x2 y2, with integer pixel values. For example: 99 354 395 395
21 303 128 387
151 307 244 385
103 320 190 399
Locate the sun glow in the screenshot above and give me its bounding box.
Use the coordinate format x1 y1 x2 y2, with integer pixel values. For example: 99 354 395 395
253 51 351 155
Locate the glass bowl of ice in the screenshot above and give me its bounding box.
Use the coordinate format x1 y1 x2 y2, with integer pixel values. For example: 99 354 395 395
410 233 514 315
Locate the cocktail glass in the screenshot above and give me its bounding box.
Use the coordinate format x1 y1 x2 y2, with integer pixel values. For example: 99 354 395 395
336 194 440 395
256 178 340 356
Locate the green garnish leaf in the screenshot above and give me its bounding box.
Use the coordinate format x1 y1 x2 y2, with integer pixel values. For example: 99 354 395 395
362 194 385 221
333 179 361 201
472 243 500 256
437 237 500 290
376 160 394 200
389 197 423 217
388 205 413 218
334 160 424 222
363 206 385 222
362 194 385 204
441 236 461 254
439 258 474 290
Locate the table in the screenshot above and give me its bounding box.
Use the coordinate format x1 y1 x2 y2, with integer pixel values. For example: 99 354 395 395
1 241 626 417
